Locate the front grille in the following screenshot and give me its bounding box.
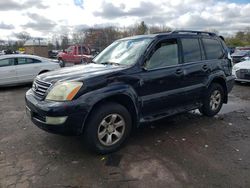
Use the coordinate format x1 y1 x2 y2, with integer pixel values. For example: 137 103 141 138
32 79 51 100
236 69 250 80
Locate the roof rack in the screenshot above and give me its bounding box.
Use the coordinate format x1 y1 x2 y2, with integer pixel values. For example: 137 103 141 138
171 30 216 36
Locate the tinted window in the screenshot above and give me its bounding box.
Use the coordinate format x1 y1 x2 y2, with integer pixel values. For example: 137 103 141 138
27 58 41 63
203 38 223 60
146 40 178 69
17 58 26 65
0 58 14 67
78 46 87 54
17 58 41 65
181 38 201 63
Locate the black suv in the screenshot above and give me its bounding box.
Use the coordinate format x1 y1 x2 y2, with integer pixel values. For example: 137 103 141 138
25 30 234 154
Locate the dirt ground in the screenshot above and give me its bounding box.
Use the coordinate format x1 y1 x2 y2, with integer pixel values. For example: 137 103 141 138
0 83 250 188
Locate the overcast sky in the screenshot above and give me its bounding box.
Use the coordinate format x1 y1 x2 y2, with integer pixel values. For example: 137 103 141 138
0 0 250 39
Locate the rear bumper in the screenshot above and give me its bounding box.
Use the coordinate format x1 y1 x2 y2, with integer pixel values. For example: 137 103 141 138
25 89 90 135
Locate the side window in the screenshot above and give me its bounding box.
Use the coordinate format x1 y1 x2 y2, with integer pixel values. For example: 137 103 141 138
181 38 201 63
17 58 41 65
27 58 41 64
146 40 179 69
0 58 14 67
78 46 87 54
202 38 223 60
17 58 26 65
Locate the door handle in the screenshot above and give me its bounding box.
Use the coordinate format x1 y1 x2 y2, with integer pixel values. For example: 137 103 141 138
175 69 183 75
202 64 208 71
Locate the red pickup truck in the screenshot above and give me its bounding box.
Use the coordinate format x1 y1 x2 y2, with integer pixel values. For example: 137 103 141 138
57 45 93 67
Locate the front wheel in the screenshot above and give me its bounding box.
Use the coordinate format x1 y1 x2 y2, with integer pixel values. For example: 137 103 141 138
80 58 87 64
199 83 224 117
58 58 65 67
84 102 132 154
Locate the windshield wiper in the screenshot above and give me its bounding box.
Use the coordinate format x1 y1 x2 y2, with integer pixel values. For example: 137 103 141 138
100 61 121 66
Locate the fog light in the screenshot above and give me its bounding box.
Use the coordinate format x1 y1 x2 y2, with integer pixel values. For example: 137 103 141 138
46 116 67 125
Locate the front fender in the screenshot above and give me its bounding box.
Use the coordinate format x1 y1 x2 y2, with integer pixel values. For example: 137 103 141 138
77 83 140 129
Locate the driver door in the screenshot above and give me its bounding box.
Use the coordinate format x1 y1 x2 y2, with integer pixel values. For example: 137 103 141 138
138 38 186 117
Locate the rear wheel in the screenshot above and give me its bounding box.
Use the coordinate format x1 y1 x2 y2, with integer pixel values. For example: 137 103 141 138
84 102 132 154
199 83 224 117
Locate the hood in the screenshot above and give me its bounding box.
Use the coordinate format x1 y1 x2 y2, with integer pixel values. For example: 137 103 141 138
234 60 250 69
231 50 249 57
37 63 127 83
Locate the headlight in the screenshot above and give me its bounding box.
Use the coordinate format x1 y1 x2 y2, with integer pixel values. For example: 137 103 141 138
46 81 83 101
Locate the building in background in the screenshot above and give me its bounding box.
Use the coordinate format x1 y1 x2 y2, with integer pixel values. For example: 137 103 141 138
24 38 48 58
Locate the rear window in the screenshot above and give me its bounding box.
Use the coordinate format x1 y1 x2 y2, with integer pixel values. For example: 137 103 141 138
181 38 202 63
202 38 223 60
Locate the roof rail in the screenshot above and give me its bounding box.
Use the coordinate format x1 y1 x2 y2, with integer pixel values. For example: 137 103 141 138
171 30 216 36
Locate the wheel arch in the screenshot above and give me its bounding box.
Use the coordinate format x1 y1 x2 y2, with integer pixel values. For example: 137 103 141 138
38 70 49 75
82 93 139 134
209 76 228 103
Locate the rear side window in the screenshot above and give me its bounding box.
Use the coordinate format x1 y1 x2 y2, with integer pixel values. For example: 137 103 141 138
202 38 223 60
17 58 41 65
181 38 201 63
78 46 88 54
27 58 41 63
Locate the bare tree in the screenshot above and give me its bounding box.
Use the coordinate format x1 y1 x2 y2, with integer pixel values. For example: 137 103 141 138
60 34 69 50
72 31 85 44
15 31 31 46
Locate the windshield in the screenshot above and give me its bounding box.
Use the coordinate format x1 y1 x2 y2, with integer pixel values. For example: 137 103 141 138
93 38 153 65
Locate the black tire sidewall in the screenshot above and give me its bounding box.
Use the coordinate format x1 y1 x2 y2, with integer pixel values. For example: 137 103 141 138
84 102 132 154
200 83 224 117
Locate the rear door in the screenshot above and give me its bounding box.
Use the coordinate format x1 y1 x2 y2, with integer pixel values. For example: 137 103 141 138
0 58 17 85
180 36 209 105
16 58 42 83
202 37 227 75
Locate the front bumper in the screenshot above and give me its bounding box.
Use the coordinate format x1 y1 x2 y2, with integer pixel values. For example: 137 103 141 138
25 89 90 135
233 69 250 82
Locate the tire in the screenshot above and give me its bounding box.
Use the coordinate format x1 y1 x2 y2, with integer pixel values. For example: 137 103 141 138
84 102 132 154
58 59 65 67
199 83 224 117
80 58 87 64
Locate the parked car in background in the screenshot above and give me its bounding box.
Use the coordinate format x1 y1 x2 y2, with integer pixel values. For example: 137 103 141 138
48 50 60 59
231 50 250 63
25 30 234 154
232 60 250 82
0 50 5 56
57 45 93 67
228 46 235 54
0 54 60 86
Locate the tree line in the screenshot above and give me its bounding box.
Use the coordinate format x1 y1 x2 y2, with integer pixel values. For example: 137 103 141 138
1 22 250 52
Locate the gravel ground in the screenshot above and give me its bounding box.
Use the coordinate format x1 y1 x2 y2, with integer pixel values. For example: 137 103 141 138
0 83 250 188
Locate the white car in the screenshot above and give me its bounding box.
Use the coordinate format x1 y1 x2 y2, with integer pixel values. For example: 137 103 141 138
0 54 60 86
232 60 250 82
